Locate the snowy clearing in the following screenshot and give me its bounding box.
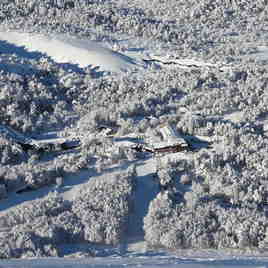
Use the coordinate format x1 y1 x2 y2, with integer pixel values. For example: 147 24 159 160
0 31 143 73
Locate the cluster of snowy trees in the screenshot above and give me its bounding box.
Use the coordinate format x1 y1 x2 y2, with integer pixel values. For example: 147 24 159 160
143 127 268 250
0 167 136 258
144 190 267 249
0 136 25 166
0 192 71 258
0 54 82 133
144 148 268 249
1 54 267 138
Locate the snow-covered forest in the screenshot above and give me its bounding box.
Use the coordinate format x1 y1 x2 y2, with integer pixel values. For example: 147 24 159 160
0 0 268 265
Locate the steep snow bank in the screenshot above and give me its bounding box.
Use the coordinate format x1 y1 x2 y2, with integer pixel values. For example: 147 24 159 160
0 31 142 72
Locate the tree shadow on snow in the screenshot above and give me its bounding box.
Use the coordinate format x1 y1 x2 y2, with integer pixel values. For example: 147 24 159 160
0 40 105 77
0 185 56 212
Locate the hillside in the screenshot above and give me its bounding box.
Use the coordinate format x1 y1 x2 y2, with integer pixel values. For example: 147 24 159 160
0 0 268 265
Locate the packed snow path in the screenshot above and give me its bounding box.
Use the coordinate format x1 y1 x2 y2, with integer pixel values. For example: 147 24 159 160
0 255 268 268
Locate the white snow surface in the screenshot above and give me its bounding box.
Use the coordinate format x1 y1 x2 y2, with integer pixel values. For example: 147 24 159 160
0 31 142 72
0 256 268 268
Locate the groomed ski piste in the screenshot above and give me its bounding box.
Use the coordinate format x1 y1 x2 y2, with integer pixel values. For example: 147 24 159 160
1 1 268 267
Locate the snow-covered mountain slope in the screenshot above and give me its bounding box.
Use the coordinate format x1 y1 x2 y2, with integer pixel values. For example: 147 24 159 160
0 31 143 73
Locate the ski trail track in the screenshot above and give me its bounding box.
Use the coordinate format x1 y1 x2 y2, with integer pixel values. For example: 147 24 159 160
124 158 159 253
